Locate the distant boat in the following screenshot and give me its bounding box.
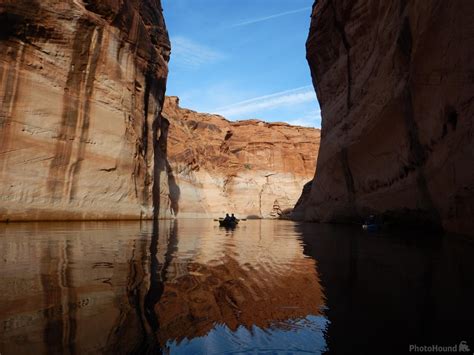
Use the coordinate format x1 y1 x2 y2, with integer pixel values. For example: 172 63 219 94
362 215 380 231
218 219 238 228
362 223 379 231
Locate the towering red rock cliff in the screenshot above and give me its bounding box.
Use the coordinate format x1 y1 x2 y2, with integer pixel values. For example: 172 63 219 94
0 0 170 220
295 0 474 235
162 96 320 218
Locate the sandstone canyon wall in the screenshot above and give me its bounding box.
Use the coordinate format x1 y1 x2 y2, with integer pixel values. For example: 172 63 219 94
162 96 320 218
0 0 170 220
294 0 474 235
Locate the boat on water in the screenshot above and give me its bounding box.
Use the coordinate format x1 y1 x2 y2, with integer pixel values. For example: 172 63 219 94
362 223 379 231
362 215 380 231
219 219 238 228
217 213 240 228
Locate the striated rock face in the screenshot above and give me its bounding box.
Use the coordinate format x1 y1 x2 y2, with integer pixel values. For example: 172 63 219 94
0 0 170 220
162 96 320 218
295 0 474 235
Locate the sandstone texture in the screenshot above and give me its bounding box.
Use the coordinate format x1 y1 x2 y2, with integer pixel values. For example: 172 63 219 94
162 96 320 218
295 0 474 235
0 0 170 221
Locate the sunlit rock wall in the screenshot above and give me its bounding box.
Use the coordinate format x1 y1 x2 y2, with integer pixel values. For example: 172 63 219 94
162 96 320 218
295 0 474 235
0 0 170 220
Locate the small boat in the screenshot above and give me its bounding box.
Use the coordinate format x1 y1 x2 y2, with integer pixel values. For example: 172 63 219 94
218 219 238 228
362 223 379 231
362 215 380 231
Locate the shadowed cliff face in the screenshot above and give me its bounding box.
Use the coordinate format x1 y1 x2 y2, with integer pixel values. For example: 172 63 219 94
162 96 320 218
295 0 474 235
0 0 170 221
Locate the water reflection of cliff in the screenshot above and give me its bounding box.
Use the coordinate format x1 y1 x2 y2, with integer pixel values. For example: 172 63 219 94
0 222 154 354
298 223 474 354
155 222 324 347
0 220 326 354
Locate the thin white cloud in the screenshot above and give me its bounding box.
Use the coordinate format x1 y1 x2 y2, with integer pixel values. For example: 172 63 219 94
171 36 225 69
286 109 322 128
230 7 312 28
213 86 316 118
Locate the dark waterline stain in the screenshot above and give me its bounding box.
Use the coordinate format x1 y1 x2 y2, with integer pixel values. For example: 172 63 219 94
67 28 104 202
0 43 26 173
47 18 102 202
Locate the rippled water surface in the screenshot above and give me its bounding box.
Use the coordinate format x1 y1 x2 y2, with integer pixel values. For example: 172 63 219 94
1 220 473 354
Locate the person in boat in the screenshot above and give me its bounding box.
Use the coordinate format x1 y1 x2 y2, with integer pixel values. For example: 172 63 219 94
230 213 237 223
223 213 231 222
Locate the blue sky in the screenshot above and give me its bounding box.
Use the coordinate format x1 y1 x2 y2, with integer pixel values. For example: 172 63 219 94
162 0 321 128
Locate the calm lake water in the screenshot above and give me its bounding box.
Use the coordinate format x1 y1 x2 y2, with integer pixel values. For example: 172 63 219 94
0 220 473 354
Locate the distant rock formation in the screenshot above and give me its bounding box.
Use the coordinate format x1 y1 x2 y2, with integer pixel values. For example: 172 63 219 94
162 96 320 218
0 0 170 220
294 0 474 235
